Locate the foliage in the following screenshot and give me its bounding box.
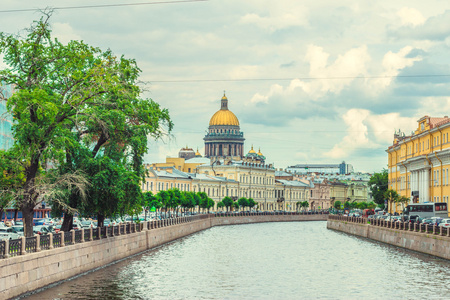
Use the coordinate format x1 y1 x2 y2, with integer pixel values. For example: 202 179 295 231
396 196 409 212
217 201 225 211
301 201 309 211
247 198 256 211
334 201 342 210
369 169 388 208
384 189 399 214
222 196 233 212
238 197 249 211
0 14 173 235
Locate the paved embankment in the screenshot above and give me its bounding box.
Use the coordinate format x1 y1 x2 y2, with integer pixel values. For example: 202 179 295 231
1 213 327 299
327 215 450 260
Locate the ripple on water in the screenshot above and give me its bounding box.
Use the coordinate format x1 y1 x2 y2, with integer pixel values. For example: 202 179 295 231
25 221 450 300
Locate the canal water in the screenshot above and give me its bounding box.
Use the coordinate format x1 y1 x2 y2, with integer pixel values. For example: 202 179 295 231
24 221 450 299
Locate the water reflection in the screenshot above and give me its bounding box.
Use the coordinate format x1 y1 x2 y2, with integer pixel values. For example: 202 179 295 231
25 222 450 299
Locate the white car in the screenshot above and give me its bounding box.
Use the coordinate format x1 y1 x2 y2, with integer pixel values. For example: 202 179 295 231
438 219 450 227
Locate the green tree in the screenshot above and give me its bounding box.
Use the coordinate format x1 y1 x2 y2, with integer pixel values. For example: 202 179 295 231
334 201 342 210
396 195 409 212
384 189 399 214
198 192 209 213
357 202 368 210
217 201 225 211
344 201 351 209
233 201 239 211
369 170 388 209
301 201 309 211
181 192 196 214
193 192 201 214
0 15 172 236
238 197 249 212
222 196 233 212
207 198 215 213
157 190 171 216
296 201 302 212
247 198 256 211
367 201 377 210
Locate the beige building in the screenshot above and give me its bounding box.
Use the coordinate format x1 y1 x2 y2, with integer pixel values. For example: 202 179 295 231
197 160 277 210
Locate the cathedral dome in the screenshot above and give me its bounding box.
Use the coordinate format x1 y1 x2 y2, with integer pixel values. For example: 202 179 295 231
209 110 240 126
209 94 240 126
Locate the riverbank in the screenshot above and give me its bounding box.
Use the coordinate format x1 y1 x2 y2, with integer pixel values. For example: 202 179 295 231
327 215 450 260
1 212 327 299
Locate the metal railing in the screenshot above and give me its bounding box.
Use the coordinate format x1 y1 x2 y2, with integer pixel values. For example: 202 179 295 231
328 215 450 237
9 238 22 256
25 236 37 253
40 234 51 250
1 213 320 259
0 240 5 258
53 233 62 247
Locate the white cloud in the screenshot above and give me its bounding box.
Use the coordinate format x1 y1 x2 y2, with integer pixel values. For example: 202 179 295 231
366 113 417 143
240 3 309 32
52 23 82 44
397 7 426 27
323 109 373 159
369 46 422 91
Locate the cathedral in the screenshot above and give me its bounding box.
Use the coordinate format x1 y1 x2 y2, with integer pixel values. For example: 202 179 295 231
203 93 245 159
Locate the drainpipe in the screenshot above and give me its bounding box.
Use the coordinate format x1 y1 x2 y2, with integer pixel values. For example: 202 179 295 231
400 161 408 212
434 151 443 201
425 153 433 202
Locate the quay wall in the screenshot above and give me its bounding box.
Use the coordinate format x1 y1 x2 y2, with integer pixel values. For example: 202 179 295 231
1 214 326 299
327 218 450 260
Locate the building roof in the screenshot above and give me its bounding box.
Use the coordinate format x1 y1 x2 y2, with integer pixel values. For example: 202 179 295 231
185 157 210 164
209 94 240 126
275 170 292 177
276 179 312 188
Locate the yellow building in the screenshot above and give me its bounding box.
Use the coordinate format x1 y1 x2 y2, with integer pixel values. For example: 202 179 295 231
387 115 450 215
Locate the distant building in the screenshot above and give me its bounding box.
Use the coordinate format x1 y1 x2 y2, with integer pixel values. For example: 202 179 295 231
203 93 245 159
0 84 14 150
178 146 196 160
286 161 354 175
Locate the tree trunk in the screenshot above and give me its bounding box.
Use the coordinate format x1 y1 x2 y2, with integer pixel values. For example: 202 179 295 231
61 213 74 232
22 203 35 237
97 214 105 228
13 209 18 222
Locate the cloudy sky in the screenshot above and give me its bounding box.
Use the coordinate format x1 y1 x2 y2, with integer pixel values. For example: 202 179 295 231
2 0 450 172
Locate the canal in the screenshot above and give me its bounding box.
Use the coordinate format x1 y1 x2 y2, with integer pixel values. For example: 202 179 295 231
23 221 450 299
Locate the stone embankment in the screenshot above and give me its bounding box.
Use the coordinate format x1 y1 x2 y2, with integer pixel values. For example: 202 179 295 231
1 212 327 299
327 215 450 260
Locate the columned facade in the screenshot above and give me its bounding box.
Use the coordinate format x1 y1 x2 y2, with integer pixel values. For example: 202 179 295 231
204 94 245 159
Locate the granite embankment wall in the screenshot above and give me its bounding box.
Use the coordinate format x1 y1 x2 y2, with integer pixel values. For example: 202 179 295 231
1 213 327 299
327 216 450 260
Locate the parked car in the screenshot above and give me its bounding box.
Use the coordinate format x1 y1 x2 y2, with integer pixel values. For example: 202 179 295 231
54 224 62 233
438 219 450 227
421 219 434 226
0 227 21 239
33 225 51 235
11 226 24 236
80 220 95 229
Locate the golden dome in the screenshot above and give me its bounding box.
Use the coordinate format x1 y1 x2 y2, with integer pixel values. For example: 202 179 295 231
257 148 263 156
209 92 240 126
248 146 256 154
195 148 202 157
209 110 240 126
